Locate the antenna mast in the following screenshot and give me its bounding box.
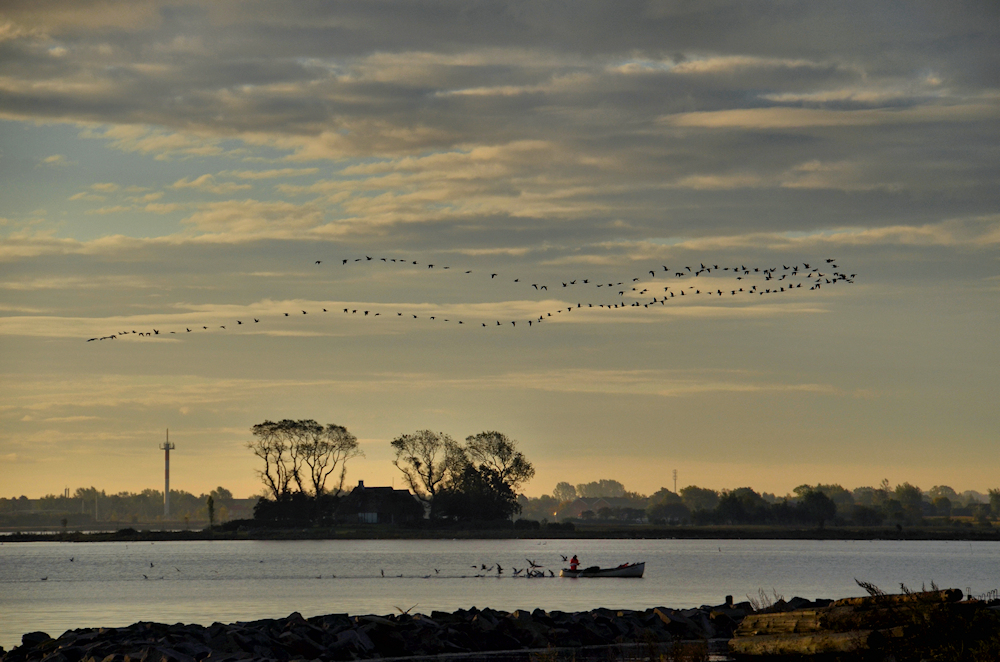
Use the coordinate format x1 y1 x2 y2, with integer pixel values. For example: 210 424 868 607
159 429 175 518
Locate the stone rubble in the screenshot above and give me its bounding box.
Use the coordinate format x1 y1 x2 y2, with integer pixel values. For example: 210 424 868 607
1 598 838 662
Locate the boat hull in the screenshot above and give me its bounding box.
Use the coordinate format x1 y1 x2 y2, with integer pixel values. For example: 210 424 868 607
559 562 644 578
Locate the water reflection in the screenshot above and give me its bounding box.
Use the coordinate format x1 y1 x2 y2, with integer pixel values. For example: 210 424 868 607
1 538 997 651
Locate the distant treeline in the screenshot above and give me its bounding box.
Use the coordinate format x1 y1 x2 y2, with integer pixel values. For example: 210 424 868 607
517 481 1000 528
0 487 248 526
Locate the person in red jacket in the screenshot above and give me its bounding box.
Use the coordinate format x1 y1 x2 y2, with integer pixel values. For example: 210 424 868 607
570 554 579 571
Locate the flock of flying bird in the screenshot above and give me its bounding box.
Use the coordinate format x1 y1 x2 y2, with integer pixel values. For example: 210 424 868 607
44 554 568 581
87 255 856 341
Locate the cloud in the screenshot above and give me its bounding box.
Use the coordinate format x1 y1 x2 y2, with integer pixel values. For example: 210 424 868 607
40 154 72 166
179 198 327 239
0 369 843 422
0 453 34 464
661 104 999 130
69 191 105 202
170 175 252 194
80 126 228 160
646 215 1000 252
222 168 319 179
474 368 843 398
143 202 184 214
0 274 158 291
126 192 162 203
85 205 131 215
90 182 119 192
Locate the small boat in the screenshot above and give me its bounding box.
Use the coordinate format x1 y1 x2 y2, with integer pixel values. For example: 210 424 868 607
559 562 644 578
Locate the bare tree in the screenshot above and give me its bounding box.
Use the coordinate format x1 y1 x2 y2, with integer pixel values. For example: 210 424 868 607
249 419 361 499
465 431 535 491
302 423 362 496
390 430 464 512
248 420 295 500
283 419 314 494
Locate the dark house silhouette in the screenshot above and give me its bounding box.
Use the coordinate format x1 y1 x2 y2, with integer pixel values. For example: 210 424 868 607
337 480 423 524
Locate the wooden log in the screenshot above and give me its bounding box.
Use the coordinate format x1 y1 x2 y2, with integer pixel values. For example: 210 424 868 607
735 611 823 636
832 588 962 607
730 630 877 655
736 597 971 637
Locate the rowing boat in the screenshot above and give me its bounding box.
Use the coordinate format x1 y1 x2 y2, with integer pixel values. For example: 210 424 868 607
559 562 644 578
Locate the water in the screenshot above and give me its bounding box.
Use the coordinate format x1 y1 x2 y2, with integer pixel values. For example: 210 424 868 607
1 538 997 651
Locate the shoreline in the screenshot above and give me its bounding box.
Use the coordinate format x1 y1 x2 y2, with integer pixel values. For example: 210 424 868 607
0 599 776 661
2 523 998 543
5 591 998 661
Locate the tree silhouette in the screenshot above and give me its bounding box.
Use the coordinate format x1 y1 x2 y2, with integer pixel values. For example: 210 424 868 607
248 419 362 500
464 431 535 491
390 430 463 515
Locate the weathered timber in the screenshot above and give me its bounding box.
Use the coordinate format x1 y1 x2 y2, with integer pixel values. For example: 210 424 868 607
736 610 823 636
729 589 1000 659
730 629 880 656
736 600 981 638
831 588 962 607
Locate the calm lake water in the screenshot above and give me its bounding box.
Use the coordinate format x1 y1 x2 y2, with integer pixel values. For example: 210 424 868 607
1 538 998 651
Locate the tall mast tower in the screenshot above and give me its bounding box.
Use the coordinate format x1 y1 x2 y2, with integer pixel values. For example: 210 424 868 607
160 429 175 518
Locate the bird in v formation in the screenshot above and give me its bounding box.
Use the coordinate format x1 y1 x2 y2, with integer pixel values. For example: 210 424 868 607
91 254 854 341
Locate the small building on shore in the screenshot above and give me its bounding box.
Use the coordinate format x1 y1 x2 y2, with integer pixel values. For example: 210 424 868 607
336 480 423 524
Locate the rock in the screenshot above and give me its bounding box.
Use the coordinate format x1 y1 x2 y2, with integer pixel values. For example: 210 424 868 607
21 634 52 649
3 604 738 662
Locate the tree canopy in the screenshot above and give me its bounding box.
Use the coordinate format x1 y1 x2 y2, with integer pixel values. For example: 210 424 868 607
575 479 625 498
390 430 463 511
248 419 362 500
553 481 577 502
464 431 535 491
390 429 534 521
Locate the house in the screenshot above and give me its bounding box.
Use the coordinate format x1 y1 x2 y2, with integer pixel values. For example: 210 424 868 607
336 480 423 524
560 496 647 522
563 497 611 518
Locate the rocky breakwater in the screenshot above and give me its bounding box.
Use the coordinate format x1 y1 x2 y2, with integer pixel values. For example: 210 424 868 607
0 601 776 662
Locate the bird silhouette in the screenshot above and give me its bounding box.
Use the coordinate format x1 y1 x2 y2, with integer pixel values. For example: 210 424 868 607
91 252 855 339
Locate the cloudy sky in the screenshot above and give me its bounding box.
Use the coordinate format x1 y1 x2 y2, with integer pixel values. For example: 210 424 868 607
1 1 998 501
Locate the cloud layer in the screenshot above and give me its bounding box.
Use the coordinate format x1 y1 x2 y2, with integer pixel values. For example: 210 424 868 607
1 1 998 498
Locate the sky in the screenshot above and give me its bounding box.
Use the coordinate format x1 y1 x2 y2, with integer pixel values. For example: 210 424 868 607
1 1 998 501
